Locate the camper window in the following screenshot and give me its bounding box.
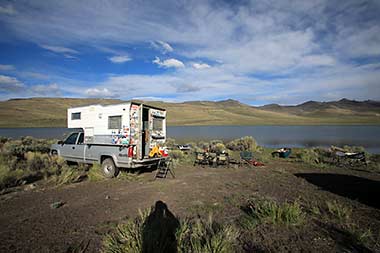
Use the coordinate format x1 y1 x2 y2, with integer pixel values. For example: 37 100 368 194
108 115 122 129
153 118 163 131
71 112 81 120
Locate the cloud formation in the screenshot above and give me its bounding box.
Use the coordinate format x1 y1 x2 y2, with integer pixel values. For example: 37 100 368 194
40 44 79 59
85 87 113 97
192 63 211 69
0 64 15 71
0 4 15 15
109 55 132 63
0 75 25 91
0 0 379 104
153 57 185 68
151 40 173 53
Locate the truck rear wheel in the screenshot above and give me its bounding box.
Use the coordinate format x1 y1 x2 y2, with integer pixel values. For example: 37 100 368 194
102 158 119 178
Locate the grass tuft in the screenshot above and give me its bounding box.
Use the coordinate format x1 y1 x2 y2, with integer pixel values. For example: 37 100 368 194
103 209 150 253
326 200 352 222
241 199 305 227
103 211 238 253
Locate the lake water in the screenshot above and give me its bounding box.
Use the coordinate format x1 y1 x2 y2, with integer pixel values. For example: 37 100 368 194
0 125 379 153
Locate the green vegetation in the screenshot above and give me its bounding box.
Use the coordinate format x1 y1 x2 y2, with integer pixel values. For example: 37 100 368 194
103 210 238 253
103 209 149 253
326 200 352 223
0 136 107 190
240 198 305 228
179 215 239 253
0 97 379 127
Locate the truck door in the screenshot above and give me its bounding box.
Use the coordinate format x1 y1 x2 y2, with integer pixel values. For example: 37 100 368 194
59 132 84 162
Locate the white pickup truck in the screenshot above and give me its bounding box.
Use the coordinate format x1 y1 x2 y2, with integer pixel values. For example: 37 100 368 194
50 102 167 177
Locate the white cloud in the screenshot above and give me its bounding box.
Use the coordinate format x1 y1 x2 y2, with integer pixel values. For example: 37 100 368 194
153 57 184 68
0 75 25 91
151 40 173 53
300 55 336 67
30 83 61 96
0 4 15 15
85 88 113 97
1 0 380 103
0 75 62 97
40 45 78 54
40 44 79 59
192 63 211 69
21 71 49 80
0 64 15 71
109 55 132 63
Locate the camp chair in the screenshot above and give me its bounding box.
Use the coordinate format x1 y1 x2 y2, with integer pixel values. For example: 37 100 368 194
240 151 253 167
194 152 209 166
216 152 229 167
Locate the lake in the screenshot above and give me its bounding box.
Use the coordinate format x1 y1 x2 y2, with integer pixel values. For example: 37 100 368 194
0 125 379 153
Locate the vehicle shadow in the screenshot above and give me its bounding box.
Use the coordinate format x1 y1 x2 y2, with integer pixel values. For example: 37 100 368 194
295 173 380 209
142 200 180 253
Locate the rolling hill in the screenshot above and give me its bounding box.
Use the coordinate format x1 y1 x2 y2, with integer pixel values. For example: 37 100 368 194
0 97 379 127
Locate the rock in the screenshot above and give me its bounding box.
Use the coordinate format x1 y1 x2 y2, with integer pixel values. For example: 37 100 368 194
50 201 65 209
25 183 37 191
105 195 110 200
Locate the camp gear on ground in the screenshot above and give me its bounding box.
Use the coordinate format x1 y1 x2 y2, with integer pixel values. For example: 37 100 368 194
240 151 254 167
193 151 230 167
272 148 292 158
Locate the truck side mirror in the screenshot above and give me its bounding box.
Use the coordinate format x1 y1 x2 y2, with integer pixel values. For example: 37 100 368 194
58 140 63 145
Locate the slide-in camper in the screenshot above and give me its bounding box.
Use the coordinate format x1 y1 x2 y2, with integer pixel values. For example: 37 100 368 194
50 102 167 177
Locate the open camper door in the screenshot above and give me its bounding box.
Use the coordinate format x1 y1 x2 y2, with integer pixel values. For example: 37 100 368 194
137 104 144 160
129 103 143 160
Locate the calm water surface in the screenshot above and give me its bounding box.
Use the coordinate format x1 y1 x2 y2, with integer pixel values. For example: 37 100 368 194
0 125 379 153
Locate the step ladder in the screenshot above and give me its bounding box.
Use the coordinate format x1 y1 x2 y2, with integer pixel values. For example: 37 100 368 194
155 158 175 179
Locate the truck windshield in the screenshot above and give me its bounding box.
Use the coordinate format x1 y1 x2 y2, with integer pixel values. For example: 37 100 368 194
64 133 79 145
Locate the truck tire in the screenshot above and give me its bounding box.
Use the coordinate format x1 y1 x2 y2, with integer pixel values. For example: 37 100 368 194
102 158 119 178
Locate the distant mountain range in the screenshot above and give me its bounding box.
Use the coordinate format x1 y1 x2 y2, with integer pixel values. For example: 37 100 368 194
0 97 379 127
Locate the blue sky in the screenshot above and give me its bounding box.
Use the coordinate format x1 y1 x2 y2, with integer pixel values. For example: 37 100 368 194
0 0 380 105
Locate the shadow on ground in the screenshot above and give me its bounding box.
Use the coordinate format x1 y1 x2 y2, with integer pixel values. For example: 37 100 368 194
295 173 380 209
142 200 180 253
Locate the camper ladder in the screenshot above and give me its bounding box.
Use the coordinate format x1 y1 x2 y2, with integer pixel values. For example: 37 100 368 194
155 158 175 179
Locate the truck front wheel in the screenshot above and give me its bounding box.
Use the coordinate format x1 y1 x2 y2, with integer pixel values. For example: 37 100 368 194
101 158 119 178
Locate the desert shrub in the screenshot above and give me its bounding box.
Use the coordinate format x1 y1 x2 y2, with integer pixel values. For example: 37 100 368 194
0 163 26 190
103 209 150 253
25 152 51 172
198 141 210 150
103 210 238 253
169 150 185 160
2 136 51 159
210 140 223 145
87 163 104 181
211 143 227 153
294 148 321 165
226 136 257 152
52 166 87 185
241 199 305 227
0 136 10 150
0 136 10 144
187 215 239 253
326 200 352 222
117 171 142 181
164 138 177 149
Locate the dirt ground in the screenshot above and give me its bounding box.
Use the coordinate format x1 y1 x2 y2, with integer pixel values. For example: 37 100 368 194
0 160 380 252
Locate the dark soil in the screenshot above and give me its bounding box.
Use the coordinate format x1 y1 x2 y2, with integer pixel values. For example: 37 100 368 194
0 160 379 252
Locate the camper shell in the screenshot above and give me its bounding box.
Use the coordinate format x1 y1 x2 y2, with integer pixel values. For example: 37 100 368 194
51 102 167 175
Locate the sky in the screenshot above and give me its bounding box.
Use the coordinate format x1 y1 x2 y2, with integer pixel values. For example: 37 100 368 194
0 0 380 105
